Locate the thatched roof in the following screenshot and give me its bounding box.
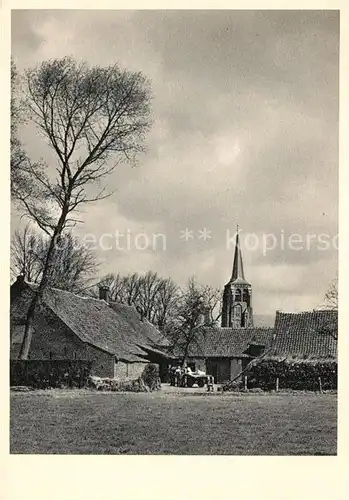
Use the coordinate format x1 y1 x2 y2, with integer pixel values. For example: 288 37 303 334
108 302 169 348
10 279 169 363
267 310 337 360
172 327 275 358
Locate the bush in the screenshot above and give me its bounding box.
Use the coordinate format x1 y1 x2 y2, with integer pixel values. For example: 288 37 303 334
10 360 92 389
245 358 337 391
141 363 161 391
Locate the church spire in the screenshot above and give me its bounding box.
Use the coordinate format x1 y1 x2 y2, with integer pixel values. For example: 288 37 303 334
231 225 245 282
221 224 253 328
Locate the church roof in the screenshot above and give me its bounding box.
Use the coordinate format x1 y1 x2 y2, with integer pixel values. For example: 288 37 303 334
231 277 251 286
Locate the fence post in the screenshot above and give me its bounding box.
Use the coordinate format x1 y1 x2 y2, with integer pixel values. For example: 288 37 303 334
276 377 279 392
244 375 247 391
25 360 29 386
318 377 323 393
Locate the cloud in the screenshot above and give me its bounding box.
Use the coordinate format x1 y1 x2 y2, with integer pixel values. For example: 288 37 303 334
11 10 339 314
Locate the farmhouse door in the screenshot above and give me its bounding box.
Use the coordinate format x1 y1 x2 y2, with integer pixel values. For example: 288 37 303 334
206 359 230 383
206 360 218 383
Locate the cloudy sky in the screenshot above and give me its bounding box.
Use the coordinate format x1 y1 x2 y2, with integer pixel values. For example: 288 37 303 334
11 10 339 316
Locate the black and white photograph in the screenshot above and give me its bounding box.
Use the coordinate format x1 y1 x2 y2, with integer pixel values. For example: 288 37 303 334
9 8 339 457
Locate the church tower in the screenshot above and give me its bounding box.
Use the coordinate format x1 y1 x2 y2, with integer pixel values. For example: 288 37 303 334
221 227 253 328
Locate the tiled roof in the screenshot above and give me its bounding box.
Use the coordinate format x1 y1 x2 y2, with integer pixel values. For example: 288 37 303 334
172 327 275 358
268 310 337 359
11 280 168 363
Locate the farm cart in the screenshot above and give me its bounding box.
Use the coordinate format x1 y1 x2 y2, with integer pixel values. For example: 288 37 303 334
180 373 214 389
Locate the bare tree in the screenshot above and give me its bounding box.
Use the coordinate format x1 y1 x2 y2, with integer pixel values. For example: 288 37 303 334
137 271 181 326
86 271 142 303
17 57 152 359
11 226 98 292
315 276 338 340
123 272 142 306
153 277 180 331
324 277 338 310
11 58 43 200
166 277 220 367
95 270 180 331
138 271 163 322
43 233 98 292
11 58 25 197
203 285 223 325
11 225 42 283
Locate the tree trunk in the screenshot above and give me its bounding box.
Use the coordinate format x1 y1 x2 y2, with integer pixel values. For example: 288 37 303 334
181 339 191 368
18 298 37 359
18 206 69 359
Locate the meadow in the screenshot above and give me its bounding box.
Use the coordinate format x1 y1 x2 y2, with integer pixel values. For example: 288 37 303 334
10 389 337 455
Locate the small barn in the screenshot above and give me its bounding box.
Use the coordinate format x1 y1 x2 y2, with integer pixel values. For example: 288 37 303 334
172 327 275 383
240 310 338 391
10 276 171 380
267 310 338 359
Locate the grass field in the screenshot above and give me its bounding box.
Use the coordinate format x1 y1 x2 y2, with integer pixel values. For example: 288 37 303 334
10 389 337 455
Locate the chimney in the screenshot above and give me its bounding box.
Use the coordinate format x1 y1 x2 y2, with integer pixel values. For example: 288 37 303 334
99 285 110 303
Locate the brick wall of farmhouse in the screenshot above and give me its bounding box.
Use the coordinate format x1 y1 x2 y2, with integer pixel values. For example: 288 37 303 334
114 360 148 380
11 303 114 377
203 358 242 383
85 345 115 378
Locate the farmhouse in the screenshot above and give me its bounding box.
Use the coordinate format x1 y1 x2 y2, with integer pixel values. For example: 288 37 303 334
173 327 275 383
10 276 170 380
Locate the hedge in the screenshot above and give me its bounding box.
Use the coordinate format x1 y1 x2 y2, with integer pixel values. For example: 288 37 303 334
10 360 93 389
244 358 337 391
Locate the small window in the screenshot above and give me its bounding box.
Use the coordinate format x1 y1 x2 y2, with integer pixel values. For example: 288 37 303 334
233 304 242 318
241 313 246 327
49 351 53 359
74 351 77 359
63 347 67 356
